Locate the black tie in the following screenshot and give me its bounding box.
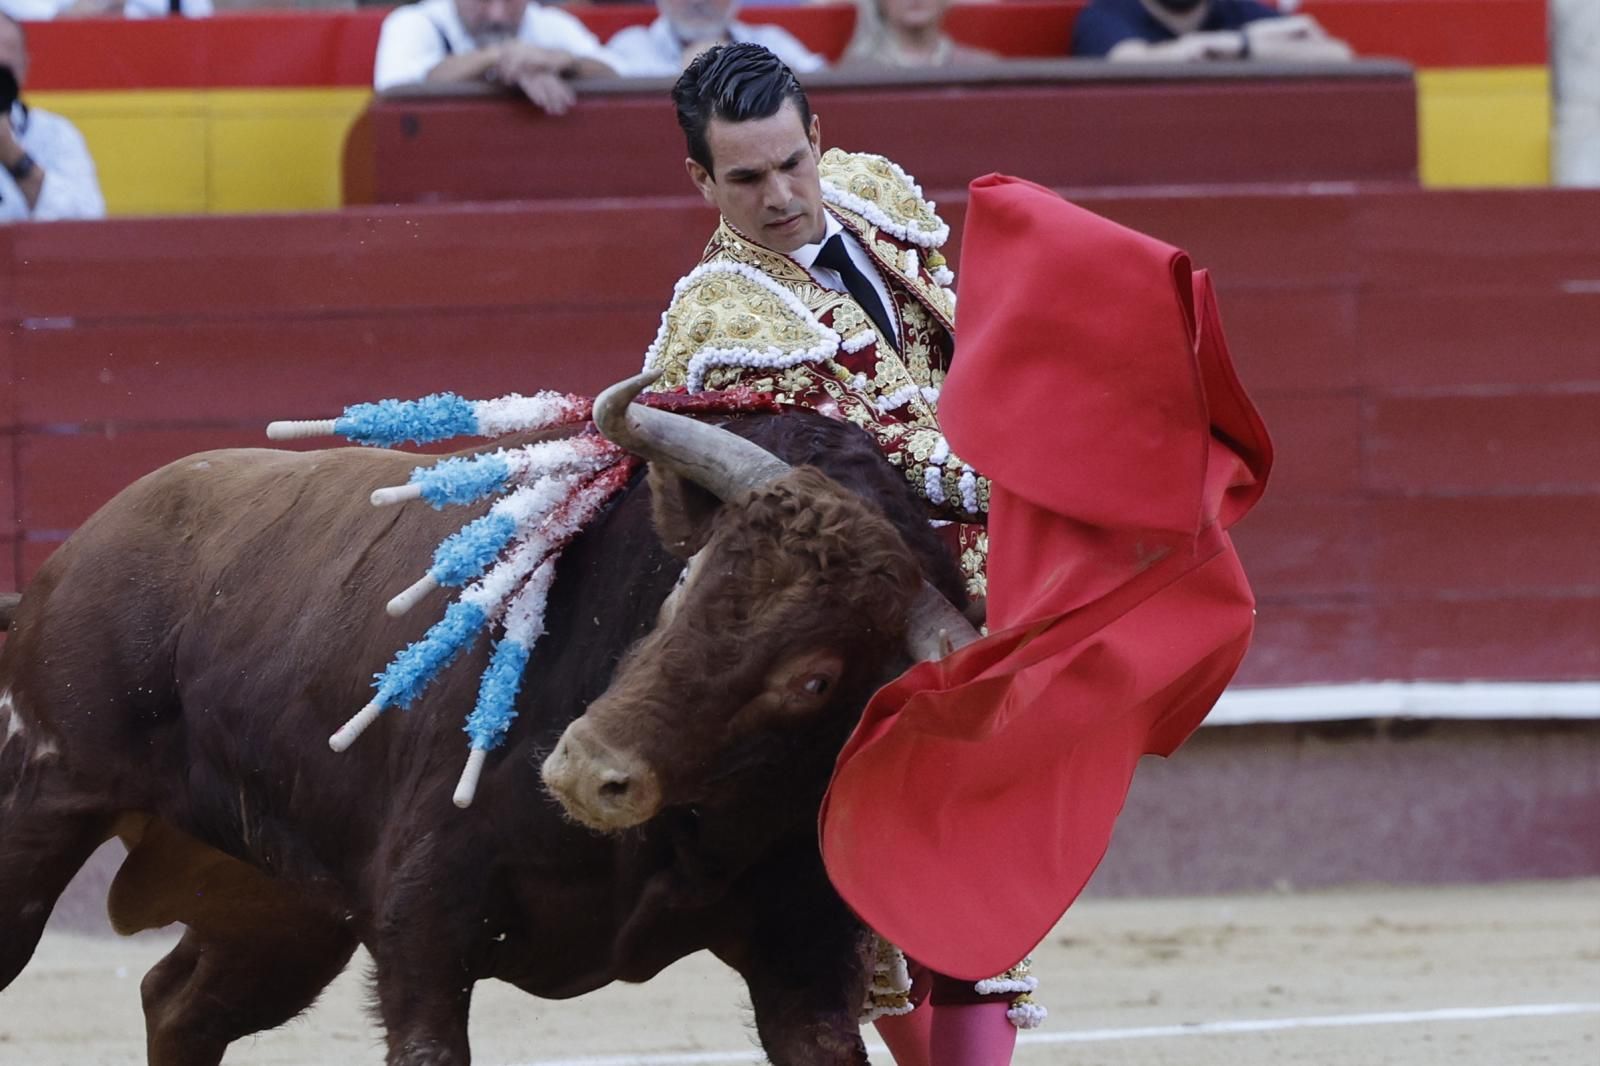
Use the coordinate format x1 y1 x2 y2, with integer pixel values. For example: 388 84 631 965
815 234 899 352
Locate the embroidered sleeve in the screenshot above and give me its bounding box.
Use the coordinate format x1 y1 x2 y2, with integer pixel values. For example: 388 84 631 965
887 423 989 524
643 262 841 393
642 256 985 523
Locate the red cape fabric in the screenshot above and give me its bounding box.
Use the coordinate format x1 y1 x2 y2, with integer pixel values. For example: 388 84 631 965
818 175 1274 980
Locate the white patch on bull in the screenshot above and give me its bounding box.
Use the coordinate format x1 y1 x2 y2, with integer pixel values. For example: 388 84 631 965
0 689 22 749
655 551 703 627
191 460 211 470
1 688 57 764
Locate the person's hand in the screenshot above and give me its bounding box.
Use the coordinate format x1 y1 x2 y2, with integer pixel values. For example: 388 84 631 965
1243 15 1354 61
497 41 574 81
1107 30 1245 62
517 71 577 116
1178 30 1248 61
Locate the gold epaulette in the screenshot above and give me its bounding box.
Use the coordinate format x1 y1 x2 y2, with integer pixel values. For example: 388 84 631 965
642 260 842 393
819 149 951 252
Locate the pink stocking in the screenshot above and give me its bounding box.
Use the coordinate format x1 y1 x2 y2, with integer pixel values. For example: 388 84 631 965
873 1006 933 1066
928 1000 1018 1066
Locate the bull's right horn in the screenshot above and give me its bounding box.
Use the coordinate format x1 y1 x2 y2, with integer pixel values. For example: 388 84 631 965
592 371 790 502
598 372 980 663
904 583 980 662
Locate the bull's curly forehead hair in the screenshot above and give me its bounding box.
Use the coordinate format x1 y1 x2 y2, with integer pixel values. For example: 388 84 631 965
672 42 813 175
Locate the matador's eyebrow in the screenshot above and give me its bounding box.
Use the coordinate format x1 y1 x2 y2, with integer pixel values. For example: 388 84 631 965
724 149 807 183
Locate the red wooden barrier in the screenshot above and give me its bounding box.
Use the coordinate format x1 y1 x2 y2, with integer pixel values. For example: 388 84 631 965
346 64 1419 205
3 186 1598 688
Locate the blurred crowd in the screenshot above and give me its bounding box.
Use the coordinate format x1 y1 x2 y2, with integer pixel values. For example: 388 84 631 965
1 0 1365 222
369 0 1353 94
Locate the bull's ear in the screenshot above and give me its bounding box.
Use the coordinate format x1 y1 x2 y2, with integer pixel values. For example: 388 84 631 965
648 465 722 559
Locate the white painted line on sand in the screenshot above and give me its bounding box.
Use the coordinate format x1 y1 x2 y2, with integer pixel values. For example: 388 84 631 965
511 1001 1600 1066
1206 681 1600 726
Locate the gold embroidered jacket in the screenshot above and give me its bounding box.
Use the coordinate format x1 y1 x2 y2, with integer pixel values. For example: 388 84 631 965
644 149 989 536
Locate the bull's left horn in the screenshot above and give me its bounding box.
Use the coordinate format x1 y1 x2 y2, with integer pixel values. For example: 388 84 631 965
592 371 790 502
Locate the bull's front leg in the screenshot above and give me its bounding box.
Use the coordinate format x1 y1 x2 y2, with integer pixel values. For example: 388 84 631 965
370 925 478 1066
734 842 874 1066
368 847 490 1066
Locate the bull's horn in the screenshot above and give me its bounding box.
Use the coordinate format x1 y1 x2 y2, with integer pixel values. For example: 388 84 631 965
592 371 790 501
597 372 980 663
904 583 980 662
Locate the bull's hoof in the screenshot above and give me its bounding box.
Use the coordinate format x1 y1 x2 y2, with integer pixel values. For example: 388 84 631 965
389 1039 466 1066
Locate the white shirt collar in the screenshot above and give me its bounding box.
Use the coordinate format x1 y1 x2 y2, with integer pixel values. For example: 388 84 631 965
788 210 843 271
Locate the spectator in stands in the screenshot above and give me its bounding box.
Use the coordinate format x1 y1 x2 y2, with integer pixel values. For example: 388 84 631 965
607 0 824 77
842 0 995 70
374 0 618 115
0 0 212 17
0 13 105 221
1072 0 1352 62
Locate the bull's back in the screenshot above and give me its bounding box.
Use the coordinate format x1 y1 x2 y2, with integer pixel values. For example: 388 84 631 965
1 445 472 791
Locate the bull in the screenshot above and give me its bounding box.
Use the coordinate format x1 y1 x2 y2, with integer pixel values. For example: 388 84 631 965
0 373 976 1066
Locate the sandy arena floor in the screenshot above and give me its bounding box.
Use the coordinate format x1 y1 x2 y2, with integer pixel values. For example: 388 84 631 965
2 879 1596 1066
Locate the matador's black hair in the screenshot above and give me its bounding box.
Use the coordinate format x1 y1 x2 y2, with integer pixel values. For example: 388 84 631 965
671 43 813 175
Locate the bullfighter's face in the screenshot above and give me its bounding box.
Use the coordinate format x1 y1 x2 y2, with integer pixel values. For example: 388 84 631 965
541 467 921 832
686 99 827 255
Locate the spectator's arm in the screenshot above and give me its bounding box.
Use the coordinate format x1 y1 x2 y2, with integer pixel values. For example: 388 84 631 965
497 42 614 82
1106 31 1246 61
423 47 508 85
508 9 620 79
1242 15 1354 61
567 54 618 79
374 7 468 90
122 0 213 16
56 0 122 17
0 113 42 213
0 115 105 221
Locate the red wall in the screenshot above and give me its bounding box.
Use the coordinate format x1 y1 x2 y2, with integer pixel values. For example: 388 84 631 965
348 70 1418 205
3 186 1597 686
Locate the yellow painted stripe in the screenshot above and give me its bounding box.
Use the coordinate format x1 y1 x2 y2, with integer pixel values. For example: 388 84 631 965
28 88 371 215
1417 66 1551 187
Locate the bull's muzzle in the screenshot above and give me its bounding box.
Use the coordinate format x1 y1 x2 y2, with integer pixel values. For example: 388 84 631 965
541 719 663 831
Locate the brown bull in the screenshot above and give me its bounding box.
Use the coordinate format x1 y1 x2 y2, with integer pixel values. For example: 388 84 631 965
0 377 972 1066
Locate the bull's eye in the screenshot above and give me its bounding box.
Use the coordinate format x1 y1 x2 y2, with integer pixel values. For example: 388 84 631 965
802 674 832 696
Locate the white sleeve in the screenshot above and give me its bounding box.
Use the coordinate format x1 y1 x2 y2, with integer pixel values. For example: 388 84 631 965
752 26 827 74
0 171 27 222
122 0 212 16
24 119 106 222
374 7 451 90
0 0 69 19
531 8 616 72
604 26 675 78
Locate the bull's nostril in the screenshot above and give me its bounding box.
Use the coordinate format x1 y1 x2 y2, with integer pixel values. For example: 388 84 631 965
598 777 631 799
